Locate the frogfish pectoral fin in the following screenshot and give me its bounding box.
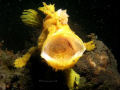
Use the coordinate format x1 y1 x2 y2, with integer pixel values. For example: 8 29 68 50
14 47 37 68
84 40 96 51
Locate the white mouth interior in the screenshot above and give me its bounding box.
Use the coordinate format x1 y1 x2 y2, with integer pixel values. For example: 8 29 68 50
41 35 85 61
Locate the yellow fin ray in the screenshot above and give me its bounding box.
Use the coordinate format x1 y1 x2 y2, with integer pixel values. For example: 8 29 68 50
20 9 42 28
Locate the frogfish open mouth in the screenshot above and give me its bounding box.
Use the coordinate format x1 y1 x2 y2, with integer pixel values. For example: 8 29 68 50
41 28 86 70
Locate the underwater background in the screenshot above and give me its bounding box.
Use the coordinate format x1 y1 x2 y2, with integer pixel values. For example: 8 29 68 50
0 0 120 87
1 0 120 72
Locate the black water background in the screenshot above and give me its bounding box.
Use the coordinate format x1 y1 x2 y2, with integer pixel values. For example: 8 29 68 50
0 0 120 73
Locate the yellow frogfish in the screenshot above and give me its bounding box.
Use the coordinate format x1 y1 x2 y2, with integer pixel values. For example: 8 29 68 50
14 2 95 89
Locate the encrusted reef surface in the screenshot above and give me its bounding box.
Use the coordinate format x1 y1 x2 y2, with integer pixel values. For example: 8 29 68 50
0 49 32 90
0 34 120 90
73 34 120 90
0 48 67 90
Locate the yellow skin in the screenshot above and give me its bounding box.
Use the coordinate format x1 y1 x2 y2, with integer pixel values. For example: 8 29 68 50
14 2 95 90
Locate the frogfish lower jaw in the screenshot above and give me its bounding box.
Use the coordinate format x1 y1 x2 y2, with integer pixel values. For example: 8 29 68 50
41 29 86 70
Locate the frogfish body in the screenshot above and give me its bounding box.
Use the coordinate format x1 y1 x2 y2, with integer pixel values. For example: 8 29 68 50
14 2 95 89
38 3 86 71
14 2 95 71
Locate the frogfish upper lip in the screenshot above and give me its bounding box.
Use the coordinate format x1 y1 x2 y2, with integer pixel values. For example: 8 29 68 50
41 29 86 70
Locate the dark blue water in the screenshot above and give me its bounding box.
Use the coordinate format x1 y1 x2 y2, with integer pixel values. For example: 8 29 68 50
0 0 120 72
